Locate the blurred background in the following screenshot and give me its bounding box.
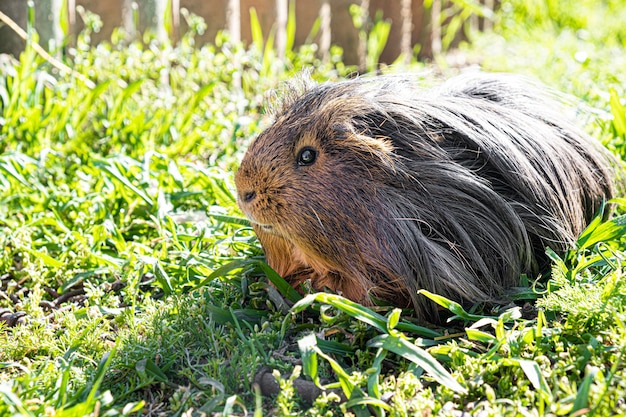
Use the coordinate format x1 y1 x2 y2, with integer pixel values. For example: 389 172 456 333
0 0 492 69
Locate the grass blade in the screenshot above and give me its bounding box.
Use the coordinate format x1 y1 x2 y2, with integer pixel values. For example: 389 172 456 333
291 293 388 332
285 0 296 54
135 358 168 383
84 347 117 406
573 366 597 413
505 358 553 402
153 260 174 295
367 348 387 400
257 262 302 303
0 383 35 416
95 159 154 206
418 289 489 321
577 214 626 250
297 333 320 386
249 8 264 52
610 88 626 137
206 213 251 227
368 334 467 394
19 245 64 268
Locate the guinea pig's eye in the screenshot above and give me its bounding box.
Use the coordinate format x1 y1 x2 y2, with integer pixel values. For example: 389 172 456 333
297 147 317 166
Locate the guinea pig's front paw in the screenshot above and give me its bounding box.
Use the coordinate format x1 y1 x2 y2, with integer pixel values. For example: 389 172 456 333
307 271 375 305
283 267 324 296
283 268 342 296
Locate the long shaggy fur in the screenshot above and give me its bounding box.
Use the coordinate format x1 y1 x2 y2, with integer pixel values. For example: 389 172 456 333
235 72 619 321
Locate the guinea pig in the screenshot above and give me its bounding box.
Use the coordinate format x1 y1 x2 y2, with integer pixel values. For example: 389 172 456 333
235 72 620 321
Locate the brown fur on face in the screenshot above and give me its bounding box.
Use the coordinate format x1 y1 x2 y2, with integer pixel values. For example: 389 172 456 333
235 73 621 321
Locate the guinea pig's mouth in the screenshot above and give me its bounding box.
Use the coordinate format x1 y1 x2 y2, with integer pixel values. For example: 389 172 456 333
251 221 279 235
241 210 281 236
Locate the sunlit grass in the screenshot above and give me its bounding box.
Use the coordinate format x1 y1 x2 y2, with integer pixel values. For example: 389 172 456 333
1 0 626 415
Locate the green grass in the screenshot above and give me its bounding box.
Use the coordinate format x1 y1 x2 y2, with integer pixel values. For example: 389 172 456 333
1 1 626 415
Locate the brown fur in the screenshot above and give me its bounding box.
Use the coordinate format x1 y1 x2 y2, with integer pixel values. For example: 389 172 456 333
235 72 621 321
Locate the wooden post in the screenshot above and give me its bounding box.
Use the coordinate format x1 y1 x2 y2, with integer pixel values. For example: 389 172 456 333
227 0 241 88
155 0 168 42
430 0 441 55
275 0 287 59
67 0 76 38
400 0 412 65
120 0 136 40
483 0 493 31
171 0 180 43
319 0 331 63
357 0 369 72
31 0 65 52
227 0 240 43
0 0 28 56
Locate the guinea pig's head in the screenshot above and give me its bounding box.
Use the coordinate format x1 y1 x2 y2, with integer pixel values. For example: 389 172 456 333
235 79 410 301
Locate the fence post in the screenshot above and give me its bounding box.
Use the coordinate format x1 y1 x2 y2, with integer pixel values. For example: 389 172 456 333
400 0 412 64
319 0 331 63
170 0 180 43
357 0 369 72
120 0 136 39
0 0 66 55
430 0 441 55
275 0 287 59
227 0 241 42
0 1 28 56
125 0 167 42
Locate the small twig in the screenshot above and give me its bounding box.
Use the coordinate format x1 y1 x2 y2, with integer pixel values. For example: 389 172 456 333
53 289 86 306
0 10 95 89
44 286 60 299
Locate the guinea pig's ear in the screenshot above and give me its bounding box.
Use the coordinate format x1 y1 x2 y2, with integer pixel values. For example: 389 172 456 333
352 132 398 172
330 122 398 171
